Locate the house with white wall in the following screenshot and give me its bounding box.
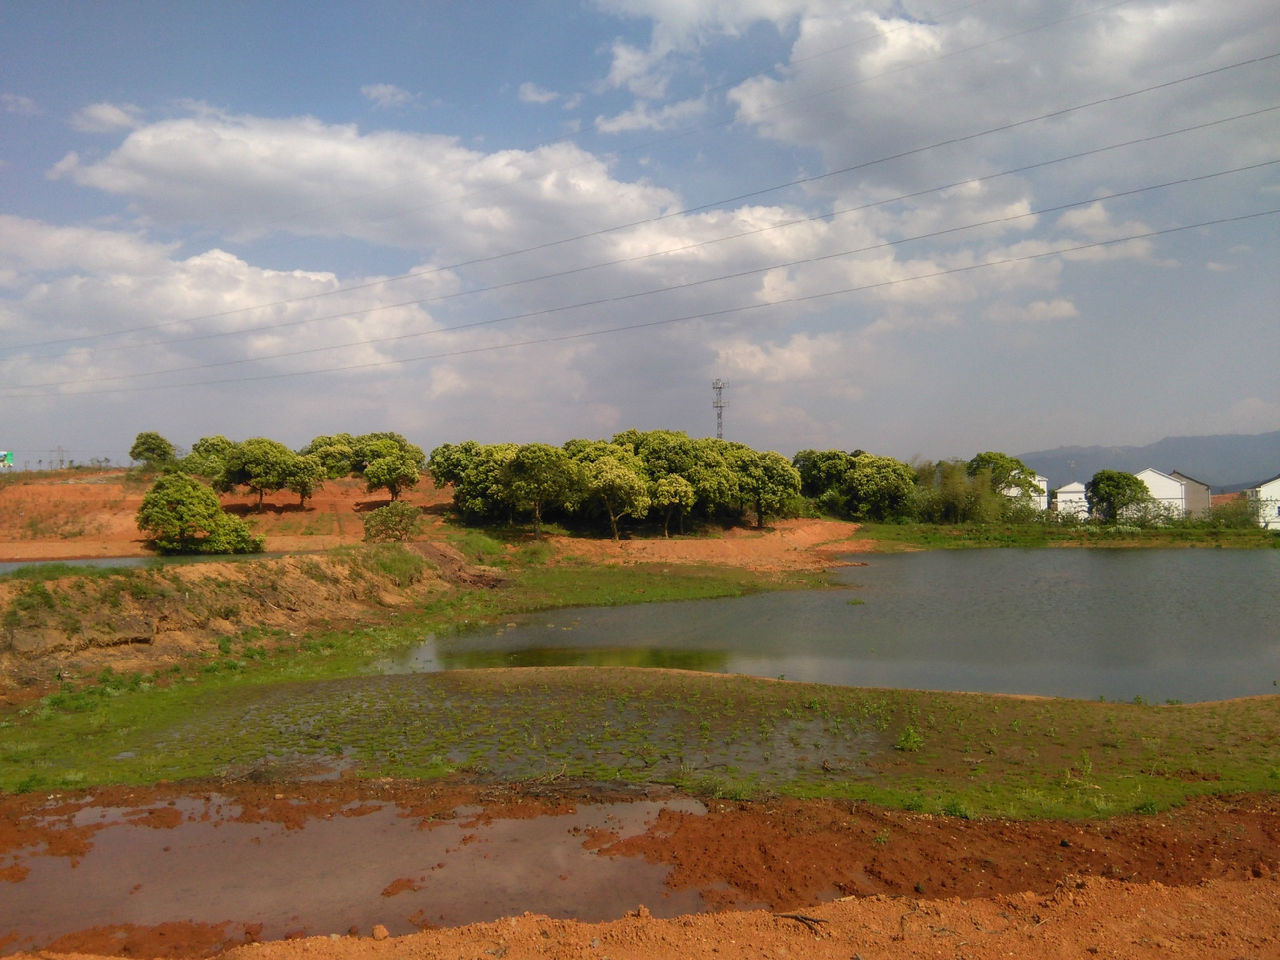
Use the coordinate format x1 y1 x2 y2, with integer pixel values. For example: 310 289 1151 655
1134 467 1186 519
1247 473 1280 530
1052 481 1089 519
1001 473 1049 511
1169 471 1211 518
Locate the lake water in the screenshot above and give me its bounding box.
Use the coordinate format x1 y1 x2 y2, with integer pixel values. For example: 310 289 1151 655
390 549 1280 703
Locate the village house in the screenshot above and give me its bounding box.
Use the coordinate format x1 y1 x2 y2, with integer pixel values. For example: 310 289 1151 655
1052 481 1089 519
1169 471 1212 518
1134 467 1187 519
1248 473 1280 530
1002 473 1049 511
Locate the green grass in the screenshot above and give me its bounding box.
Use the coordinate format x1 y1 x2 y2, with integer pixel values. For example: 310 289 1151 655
4 662 1277 819
857 522 1279 550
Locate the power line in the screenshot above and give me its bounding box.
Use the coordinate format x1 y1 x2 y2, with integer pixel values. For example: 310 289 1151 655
6 208 1274 399
10 101 1274 369
6 45 1271 356
6 155 1273 391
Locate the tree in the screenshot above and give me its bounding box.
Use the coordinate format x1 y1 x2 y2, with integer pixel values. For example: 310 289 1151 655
129 431 176 469
684 437 740 521
136 472 263 554
216 437 295 510
283 453 327 507
432 442 519 521
966 451 1038 498
913 460 1008 523
301 434 357 480
792 449 859 498
352 432 426 501
839 454 916 521
570 442 650 540
507 442 577 538
182 435 236 478
1085 470 1151 522
733 448 801 528
652 474 695 537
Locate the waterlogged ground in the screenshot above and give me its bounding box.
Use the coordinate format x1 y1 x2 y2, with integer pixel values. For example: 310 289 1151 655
2 780 1279 959
131 669 891 794
14 668 1280 822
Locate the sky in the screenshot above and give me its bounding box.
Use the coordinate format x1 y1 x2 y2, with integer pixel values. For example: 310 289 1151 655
1 0 1277 469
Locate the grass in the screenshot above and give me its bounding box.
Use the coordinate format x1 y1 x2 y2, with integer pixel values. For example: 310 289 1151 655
3 660 1277 819
857 522 1279 550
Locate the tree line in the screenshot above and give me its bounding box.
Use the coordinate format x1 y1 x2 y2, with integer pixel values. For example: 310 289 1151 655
130 430 426 554
427 431 801 540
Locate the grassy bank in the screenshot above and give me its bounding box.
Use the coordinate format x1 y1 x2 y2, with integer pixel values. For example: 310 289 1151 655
855 521 1280 550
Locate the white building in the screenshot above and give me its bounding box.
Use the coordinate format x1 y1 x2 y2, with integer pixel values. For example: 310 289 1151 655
1001 473 1049 511
1248 473 1280 530
1053 481 1089 519
1134 467 1187 519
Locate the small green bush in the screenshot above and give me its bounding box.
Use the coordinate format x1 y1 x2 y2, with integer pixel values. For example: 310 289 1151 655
362 501 425 542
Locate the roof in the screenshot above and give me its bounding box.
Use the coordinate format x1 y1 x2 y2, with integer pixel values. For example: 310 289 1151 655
1168 470 1210 488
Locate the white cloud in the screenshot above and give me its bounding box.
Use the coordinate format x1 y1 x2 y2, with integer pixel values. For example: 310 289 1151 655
361 84 415 108
984 298 1077 325
2 93 39 115
595 95 707 132
70 102 142 132
518 82 559 104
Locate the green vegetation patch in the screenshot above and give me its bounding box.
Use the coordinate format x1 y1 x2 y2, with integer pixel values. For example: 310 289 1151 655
4 664 1277 820
857 522 1279 551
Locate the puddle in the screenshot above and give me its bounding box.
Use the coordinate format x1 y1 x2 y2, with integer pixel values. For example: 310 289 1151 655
0 794 707 953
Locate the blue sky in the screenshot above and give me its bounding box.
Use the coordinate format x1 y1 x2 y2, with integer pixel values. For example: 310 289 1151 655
2 0 1277 470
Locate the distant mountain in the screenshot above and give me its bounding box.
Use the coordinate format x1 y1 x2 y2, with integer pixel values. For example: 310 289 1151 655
1018 430 1280 492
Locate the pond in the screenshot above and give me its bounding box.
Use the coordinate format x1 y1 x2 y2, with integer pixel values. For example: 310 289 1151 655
388 549 1280 703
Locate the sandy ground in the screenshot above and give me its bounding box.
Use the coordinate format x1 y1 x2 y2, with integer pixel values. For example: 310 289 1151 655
3 471 1280 959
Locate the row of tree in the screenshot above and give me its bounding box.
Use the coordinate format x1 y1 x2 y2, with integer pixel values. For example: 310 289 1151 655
129 430 427 507
427 431 802 539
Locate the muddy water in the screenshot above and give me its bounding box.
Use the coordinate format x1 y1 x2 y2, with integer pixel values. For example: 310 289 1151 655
1 793 706 954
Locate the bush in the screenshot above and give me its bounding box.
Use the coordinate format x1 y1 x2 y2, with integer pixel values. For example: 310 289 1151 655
136 472 264 554
362 501 425 542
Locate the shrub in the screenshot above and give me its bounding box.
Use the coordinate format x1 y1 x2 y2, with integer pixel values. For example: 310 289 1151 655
136 472 264 554
362 501 425 542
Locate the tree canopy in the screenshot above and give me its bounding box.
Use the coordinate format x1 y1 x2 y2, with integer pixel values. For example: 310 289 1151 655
1085 470 1151 522
129 431 176 468
135 472 263 554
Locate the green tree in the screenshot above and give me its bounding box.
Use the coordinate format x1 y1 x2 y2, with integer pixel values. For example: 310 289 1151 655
129 431 176 468
966 451 1039 499
353 432 426 501
1085 470 1151 522
216 437 295 510
434 442 519 521
136 472 263 554
507 442 577 538
652 474 696 537
571 442 651 540
284 453 327 507
182 435 235 478
914 460 1005 523
684 437 740 521
792 449 859 498
840 454 916 521
732 448 801 528
301 434 357 480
